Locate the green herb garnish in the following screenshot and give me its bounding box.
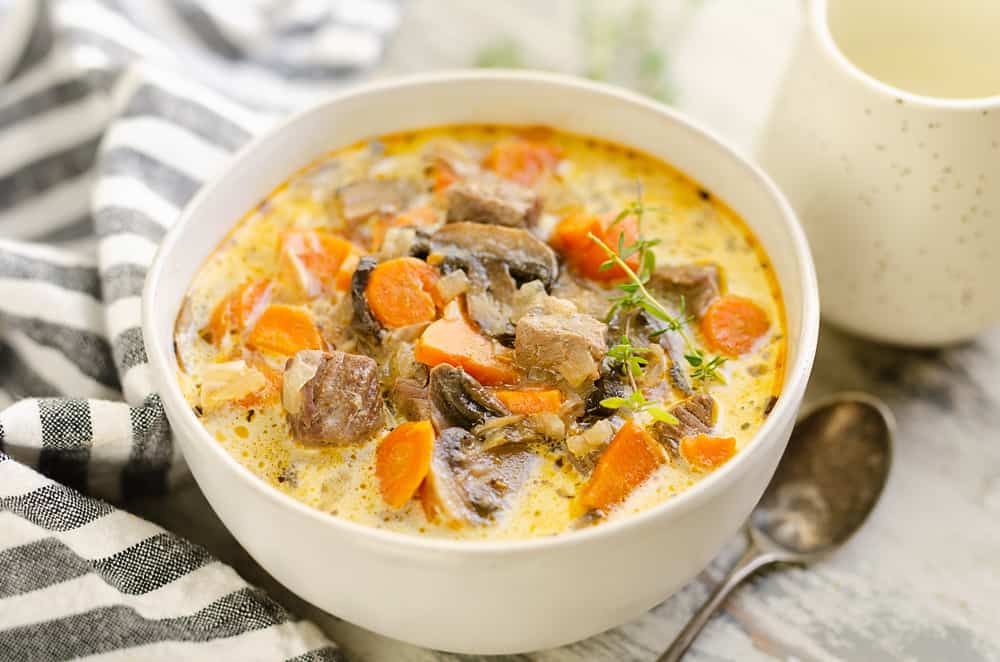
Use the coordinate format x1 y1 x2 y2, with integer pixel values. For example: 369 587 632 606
589 186 727 388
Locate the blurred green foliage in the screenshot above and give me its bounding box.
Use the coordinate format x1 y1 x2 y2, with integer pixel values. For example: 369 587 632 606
473 0 684 103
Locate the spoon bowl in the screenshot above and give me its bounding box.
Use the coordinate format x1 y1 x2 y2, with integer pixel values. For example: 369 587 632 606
660 392 894 662
751 392 894 560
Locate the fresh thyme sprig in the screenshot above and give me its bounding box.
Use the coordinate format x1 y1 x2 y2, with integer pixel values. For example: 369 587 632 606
685 351 728 385
589 189 728 388
600 390 678 424
599 335 678 424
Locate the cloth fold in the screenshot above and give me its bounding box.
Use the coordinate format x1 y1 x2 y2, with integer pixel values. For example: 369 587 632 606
0 1 398 658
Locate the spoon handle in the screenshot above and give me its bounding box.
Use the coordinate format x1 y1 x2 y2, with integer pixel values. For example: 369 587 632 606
657 540 779 662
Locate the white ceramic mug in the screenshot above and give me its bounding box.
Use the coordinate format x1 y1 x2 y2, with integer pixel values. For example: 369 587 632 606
757 0 1000 346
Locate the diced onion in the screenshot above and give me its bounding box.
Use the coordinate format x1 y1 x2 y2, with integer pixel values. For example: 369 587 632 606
200 360 267 411
281 350 325 415
566 419 614 457
434 269 470 303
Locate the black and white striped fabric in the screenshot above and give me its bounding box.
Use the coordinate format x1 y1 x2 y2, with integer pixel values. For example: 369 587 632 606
0 0 397 659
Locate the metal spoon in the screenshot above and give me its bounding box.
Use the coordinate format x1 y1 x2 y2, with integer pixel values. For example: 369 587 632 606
658 392 894 662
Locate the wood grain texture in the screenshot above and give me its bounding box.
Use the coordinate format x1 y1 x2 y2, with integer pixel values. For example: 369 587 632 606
128 2 1000 659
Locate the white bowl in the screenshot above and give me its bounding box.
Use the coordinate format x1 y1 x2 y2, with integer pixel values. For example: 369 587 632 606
143 70 819 655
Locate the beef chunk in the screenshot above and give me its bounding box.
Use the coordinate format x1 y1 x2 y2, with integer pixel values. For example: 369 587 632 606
389 378 434 422
653 393 716 454
514 306 607 387
338 179 417 222
283 350 384 445
650 263 721 317
446 173 540 228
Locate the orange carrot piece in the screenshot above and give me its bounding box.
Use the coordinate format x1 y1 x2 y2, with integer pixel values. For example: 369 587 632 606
414 315 519 386
680 434 736 470
483 137 561 186
433 166 459 192
365 257 440 328
246 304 323 355
495 389 563 414
700 295 770 356
278 229 355 297
550 212 640 282
204 279 272 347
376 421 435 509
579 421 666 513
334 252 360 291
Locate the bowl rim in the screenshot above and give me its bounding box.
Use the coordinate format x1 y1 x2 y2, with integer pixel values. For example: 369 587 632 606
143 69 820 555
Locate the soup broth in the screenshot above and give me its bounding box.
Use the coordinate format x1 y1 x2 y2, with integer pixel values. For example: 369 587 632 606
174 125 786 540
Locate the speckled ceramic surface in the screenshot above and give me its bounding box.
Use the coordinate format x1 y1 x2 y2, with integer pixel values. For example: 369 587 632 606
757 0 1000 346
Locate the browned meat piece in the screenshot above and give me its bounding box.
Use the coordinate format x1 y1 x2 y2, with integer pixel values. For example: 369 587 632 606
515 307 607 387
653 393 716 455
282 349 385 445
446 173 540 227
338 179 417 221
389 378 434 422
650 263 721 317
422 427 534 526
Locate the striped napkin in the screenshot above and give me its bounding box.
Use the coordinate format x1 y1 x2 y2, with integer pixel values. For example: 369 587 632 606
0 1 397 659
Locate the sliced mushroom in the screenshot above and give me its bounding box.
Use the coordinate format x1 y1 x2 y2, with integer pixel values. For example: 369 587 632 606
338 179 417 222
582 364 628 422
462 258 518 340
431 222 558 288
652 393 716 456
422 427 533 525
474 412 566 451
350 256 383 344
429 364 509 430
659 327 694 396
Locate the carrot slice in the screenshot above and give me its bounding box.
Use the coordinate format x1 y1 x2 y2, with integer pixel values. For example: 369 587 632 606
579 421 666 513
433 166 459 193
376 421 435 509
246 304 323 355
203 279 272 348
550 212 640 282
366 257 440 328
334 252 360 291
681 434 736 470
700 295 770 356
495 389 563 414
414 311 519 386
278 229 355 298
483 137 561 186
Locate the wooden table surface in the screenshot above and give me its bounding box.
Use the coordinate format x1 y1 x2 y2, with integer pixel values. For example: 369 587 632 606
130 2 1000 660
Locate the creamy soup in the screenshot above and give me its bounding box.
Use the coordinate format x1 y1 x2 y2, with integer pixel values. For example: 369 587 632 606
174 126 786 540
